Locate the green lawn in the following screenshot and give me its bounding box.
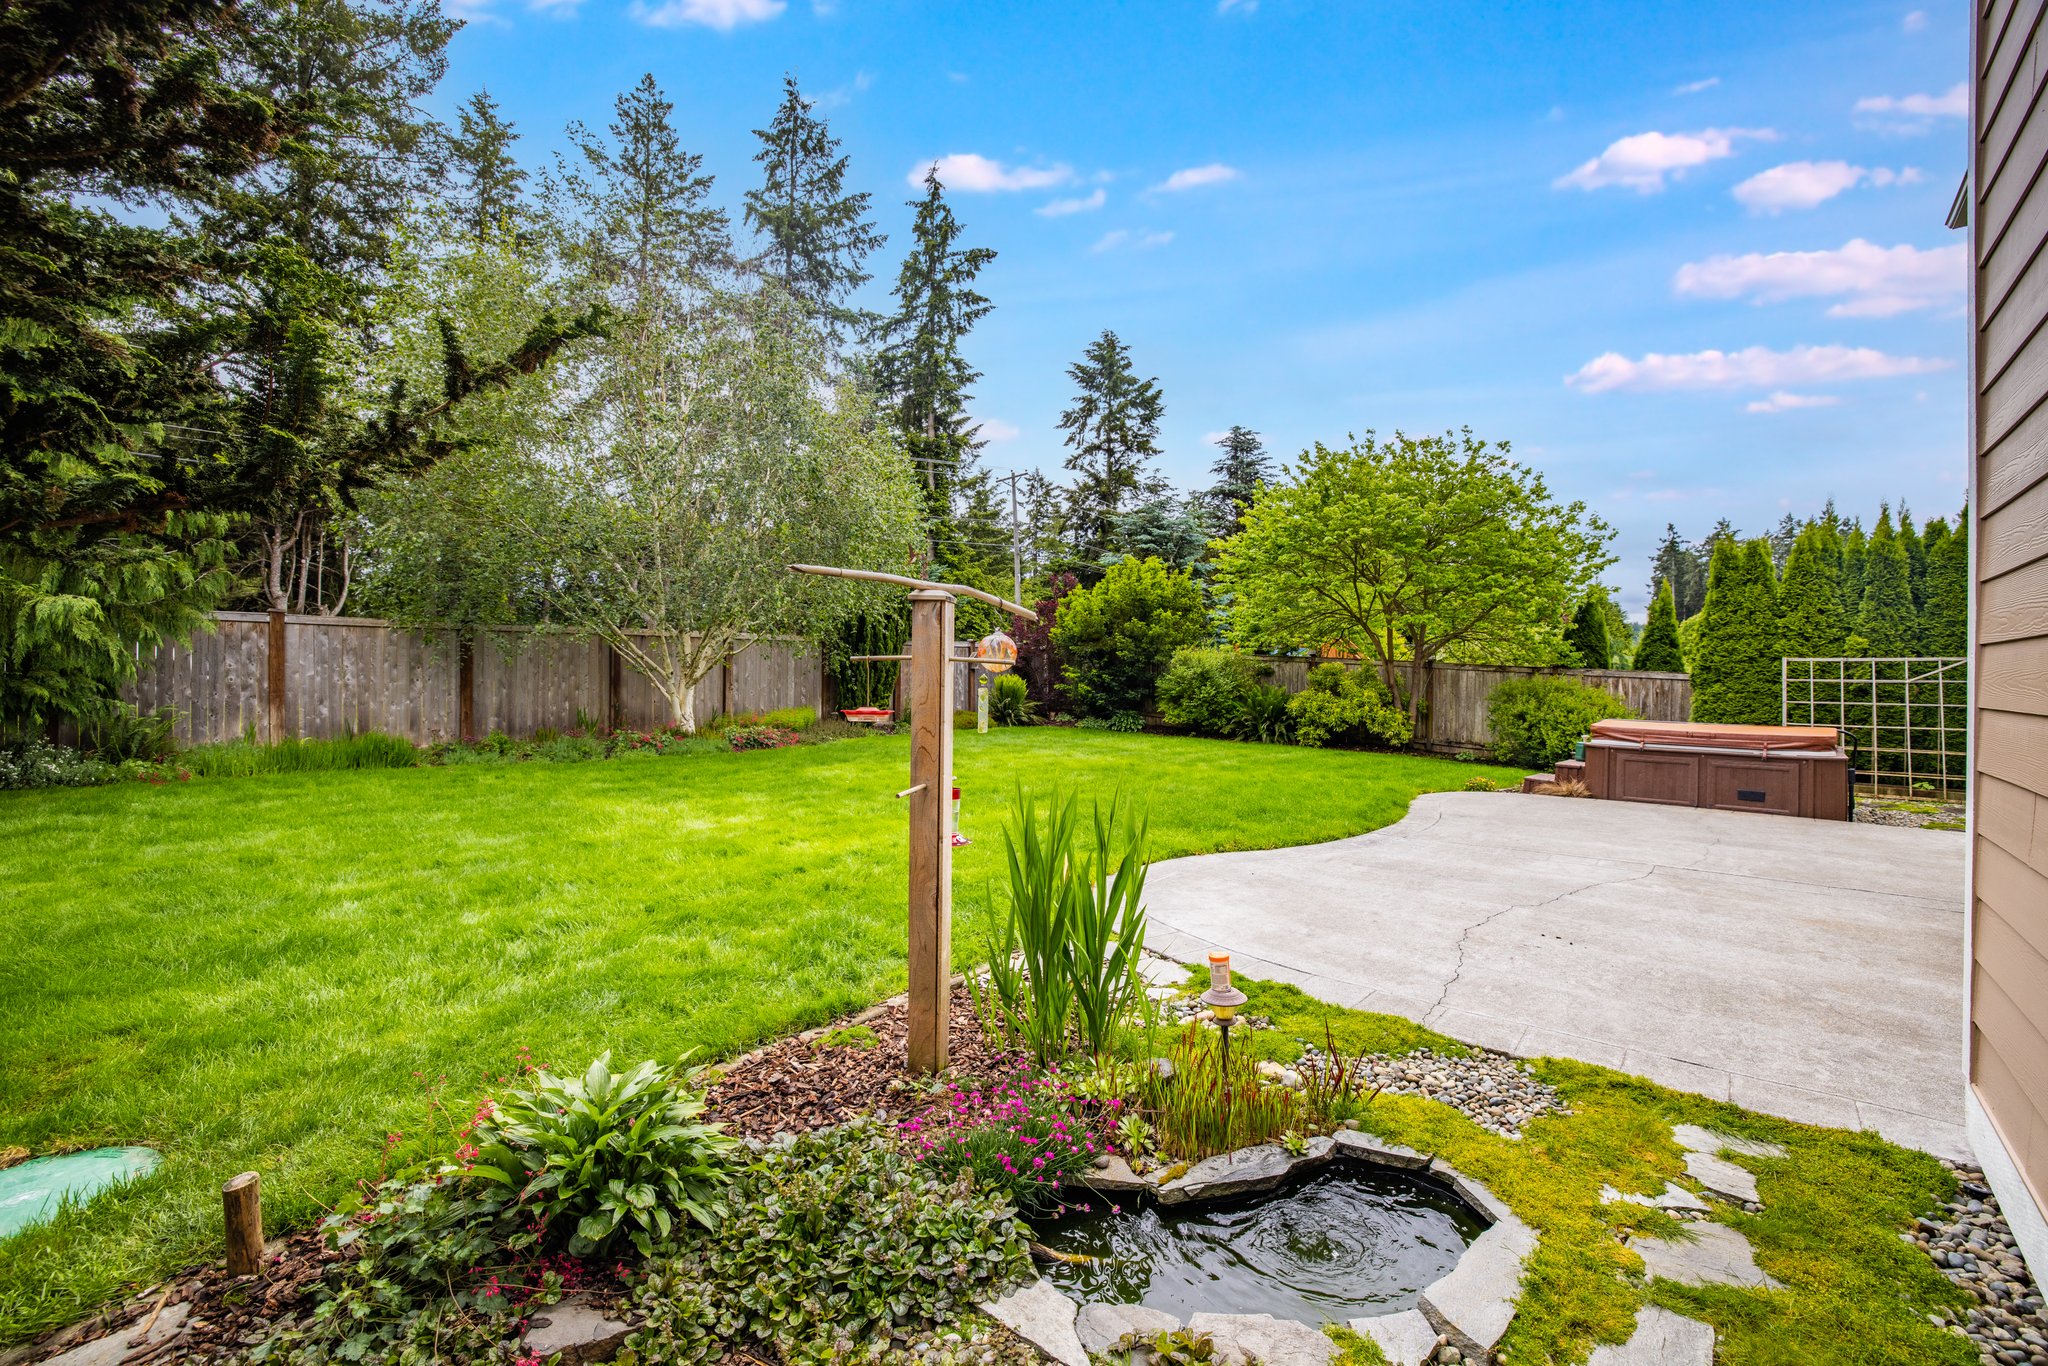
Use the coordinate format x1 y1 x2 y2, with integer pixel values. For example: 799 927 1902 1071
0 729 1520 1344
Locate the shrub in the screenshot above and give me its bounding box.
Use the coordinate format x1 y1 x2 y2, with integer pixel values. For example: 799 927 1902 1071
1486 676 1634 769
1463 776 1501 792
1240 684 1292 743
727 724 801 751
0 739 116 789
1049 557 1207 717
628 1122 1030 1364
79 703 179 763
1074 712 1143 733
988 672 1035 726
466 1052 732 1258
1155 647 1261 737
176 731 418 778
1285 663 1411 748
902 1077 1106 1213
1632 581 1686 672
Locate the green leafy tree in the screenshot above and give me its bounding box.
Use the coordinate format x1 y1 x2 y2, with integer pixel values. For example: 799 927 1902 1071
1924 517 1969 656
1852 513 1918 657
1058 330 1166 571
1286 661 1410 748
1487 676 1634 768
447 89 528 241
1631 582 1685 671
742 76 885 347
1214 430 1614 735
872 169 995 531
1565 596 1611 668
1690 539 1781 724
1204 425 1275 540
1049 557 1207 717
1777 522 1850 660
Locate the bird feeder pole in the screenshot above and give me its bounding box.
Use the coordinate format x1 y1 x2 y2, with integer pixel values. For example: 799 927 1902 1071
790 564 1036 1073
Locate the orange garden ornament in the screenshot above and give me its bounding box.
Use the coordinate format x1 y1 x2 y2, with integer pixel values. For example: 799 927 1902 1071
972 630 1018 674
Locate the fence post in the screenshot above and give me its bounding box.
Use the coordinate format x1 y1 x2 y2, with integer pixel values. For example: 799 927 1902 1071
606 641 622 732
458 638 475 740
265 610 286 741
721 650 736 720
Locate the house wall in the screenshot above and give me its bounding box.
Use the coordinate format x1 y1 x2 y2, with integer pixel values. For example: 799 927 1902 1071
1970 0 2048 1278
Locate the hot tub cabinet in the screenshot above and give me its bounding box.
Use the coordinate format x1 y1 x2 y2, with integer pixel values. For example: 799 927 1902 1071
1578 719 1851 820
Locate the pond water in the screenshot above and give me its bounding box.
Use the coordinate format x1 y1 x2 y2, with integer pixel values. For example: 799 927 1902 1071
1033 1166 1483 1324
0 1147 161 1239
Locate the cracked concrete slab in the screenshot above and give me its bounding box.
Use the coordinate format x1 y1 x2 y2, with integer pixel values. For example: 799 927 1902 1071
1143 793 1967 1158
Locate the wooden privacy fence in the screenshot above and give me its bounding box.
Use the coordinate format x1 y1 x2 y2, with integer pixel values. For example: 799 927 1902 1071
1251 657 1693 755
125 612 825 746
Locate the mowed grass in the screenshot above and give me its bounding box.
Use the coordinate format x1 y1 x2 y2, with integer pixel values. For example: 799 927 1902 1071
0 729 1522 1342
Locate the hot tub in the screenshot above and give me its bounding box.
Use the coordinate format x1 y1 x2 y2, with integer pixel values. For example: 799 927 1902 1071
1579 719 1851 820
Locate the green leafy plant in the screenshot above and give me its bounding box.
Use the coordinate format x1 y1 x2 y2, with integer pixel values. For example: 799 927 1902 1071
466 1052 732 1257
988 672 1035 726
628 1122 1030 1364
1463 775 1500 792
176 731 419 778
0 740 116 790
1049 556 1207 718
901 1076 1105 1214
1485 676 1634 769
1111 1327 1220 1364
760 705 818 731
1141 1023 1301 1159
1286 663 1411 748
1239 683 1292 743
1074 711 1143 733
1155 647 1262 737
815 1024 878 1049
79 704 179 763
1115 1113 1154 1159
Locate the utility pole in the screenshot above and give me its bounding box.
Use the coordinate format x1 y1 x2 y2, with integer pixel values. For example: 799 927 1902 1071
1001 470 1024 606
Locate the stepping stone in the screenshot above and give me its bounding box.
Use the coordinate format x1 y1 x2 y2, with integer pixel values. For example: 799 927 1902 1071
1682 1151 1760 1205
1418 1215 1538 1359
1076 1303 1180 1356
981 1279 1087 1366
1347 1308 1440 1366
1332 1130 1431 1170
1077 1153 1152 1196
1157 1144 1296 1204
1586 1305 1716 1365
521 1300 633 1365
1600 1182 1711 1214
1632 1222 1782 1289
1187 1312 1337 1366
1671 1124 1786 1161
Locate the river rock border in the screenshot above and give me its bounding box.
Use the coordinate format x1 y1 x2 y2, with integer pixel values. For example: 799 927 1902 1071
979 1132 1538 1365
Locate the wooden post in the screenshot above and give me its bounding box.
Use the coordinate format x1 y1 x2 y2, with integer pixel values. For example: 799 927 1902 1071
458 638 476 740
906 588 957 1073
223 1172 262 1276
265 610 286 741
606 641 623 732
721 650 736 721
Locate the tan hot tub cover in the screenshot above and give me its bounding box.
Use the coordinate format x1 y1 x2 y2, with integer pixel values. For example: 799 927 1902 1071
1587 718 1841 753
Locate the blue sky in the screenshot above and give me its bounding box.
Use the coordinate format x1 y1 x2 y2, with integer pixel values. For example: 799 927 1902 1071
441 0 1966 612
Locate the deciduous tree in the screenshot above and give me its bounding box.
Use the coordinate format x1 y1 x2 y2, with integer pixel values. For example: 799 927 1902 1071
1049 557 1207 717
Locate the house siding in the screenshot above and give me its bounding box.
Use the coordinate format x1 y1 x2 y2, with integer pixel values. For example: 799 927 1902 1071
1973 0 2048 1263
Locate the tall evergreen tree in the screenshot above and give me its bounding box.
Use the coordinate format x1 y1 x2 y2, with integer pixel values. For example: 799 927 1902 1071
1648 522 1708 619
448 89 527 240
743 75 885 346
1058 329 1166 570
1632 582 1685 671
872 169 995 525
1842 520 1868 610
1853 514 1918 656
1777 522 1850 659
1768 512 1801 572
1898 502 1929 612
1565 596 1611 668
1204 425 1275 539
1690 538 1782 724
1924 517 1969 656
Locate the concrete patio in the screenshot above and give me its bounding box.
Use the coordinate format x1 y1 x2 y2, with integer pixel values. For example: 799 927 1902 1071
1145 791 1969 1158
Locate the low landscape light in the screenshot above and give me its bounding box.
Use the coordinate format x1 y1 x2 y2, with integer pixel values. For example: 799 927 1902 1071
1201 950 1247 1019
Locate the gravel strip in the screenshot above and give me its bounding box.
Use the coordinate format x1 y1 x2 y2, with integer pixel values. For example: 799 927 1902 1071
1304 1044 1567 1138
1911 1160 2048 1366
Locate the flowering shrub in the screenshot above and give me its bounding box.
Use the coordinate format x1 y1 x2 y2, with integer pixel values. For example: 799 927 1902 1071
903 1076 1107 1213
726 724 801 751
0 739 116 789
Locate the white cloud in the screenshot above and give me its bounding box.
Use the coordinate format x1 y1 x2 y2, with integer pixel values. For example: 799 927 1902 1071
1140 230 1175 248
1730 160 1922 212
1554 127 1774 193
976 418 1021 442
630 0 782 27
530 0 584 10
1673 239 1964 317
946 71 969 84
813 71 873 110
908 153 1071 192
1747 391 1843 413
1036 188 1106 217
1568 343 1950 393
1855 83 1967 117
1091 229 1172 253
1903 9 1928 30
1218 0 1257 12
1674 76 1721 95
1091 230 1129 253
1155 163 1240 192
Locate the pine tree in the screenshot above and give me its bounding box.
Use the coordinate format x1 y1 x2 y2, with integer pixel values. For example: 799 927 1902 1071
1768 512 1801 572
872 169 996 524
1854 514 1918 656
1058 329 1166 570
743 76 885 346
1648 523 1707 619
448 89 527 240
1204 426 1275 539
1777 523 1850 658
1690 538 1782 724
1566 597 1611 668
1632 582 1685 671
1924 517 1969 656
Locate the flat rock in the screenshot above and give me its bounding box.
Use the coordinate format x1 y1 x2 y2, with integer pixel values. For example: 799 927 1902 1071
1429 1161 1514 1225
1671 1125 1786 1161
522 1300 633 1365
1076 1303 1180 1355
43 1303 188 1366
1632 1222 1782 1289
1187 1312 1338 1366
1346 1308 1440 1366
1332 1129 1431 1171
1600 1182 1711 1214
1076 1153 1152 1196
1157 1144 1295 1205
1418 1216 1537 1358
981 1279 1088 1366
1682 1151 1760 1205
1586 1305 1717 1365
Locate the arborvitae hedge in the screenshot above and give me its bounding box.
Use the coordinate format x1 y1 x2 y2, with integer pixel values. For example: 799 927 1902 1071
1631 581 1685 671
1565 598 1610 668
1690 538 1782 724
1778 523 1850 658
1923 521 1969 656
1853 516 1917 657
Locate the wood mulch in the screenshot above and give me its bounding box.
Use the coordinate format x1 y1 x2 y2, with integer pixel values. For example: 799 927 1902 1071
706 985 1016 1141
